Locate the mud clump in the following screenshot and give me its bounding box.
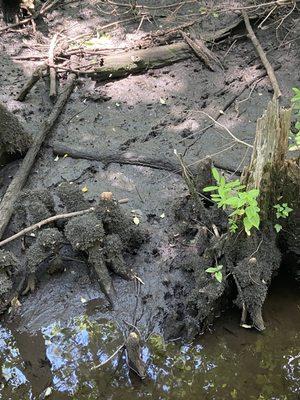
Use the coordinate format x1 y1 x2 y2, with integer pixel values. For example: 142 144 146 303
57 182 90 212
0 250 20 312
164 188 282 339
0 103 31 155
14 189 55 229
59 184 144 305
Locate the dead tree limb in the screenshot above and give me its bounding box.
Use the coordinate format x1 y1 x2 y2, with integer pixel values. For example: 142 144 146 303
242 11 282 98
0 70 77 239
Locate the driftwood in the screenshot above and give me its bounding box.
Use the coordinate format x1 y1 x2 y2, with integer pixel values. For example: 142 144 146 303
0 69 77 239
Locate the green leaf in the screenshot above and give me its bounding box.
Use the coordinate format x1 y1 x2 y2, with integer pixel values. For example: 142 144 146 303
205 267 218 273
243 217 253 235
211 168 220 182
215 271 223 283
247 189 259 198
203 186 219 192
206 265 223 274
224 197 239 207
274 224 282 233
226 180 241 189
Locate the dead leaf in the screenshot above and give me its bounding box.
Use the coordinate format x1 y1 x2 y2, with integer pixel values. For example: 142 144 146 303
133 216 140 225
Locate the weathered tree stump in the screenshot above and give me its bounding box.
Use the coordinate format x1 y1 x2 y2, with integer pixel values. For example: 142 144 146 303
242 98 293 219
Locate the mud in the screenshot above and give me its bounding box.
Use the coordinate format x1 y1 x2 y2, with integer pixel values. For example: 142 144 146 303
0 0 299 397
0 103 31 157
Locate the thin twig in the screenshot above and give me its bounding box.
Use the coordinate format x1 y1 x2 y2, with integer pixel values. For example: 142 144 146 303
200 111 253 148
0 208 94 248
91 343 125 370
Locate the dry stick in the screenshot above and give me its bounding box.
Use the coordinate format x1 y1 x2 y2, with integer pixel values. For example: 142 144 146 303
0 70 77 240
16 62 48 101
242 11 282 98
0 197 128 247
49 33 59 100
0 208 94 247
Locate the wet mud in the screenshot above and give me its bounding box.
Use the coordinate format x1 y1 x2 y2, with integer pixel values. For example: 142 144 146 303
0 0 299 398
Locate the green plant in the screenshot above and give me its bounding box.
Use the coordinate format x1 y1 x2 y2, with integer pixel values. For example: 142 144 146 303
205 265 223 283
203 168 260 236
290 87 300 151
273 203 293 233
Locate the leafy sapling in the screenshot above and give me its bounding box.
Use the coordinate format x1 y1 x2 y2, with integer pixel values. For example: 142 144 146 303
205 265 223 283
203 168 260 236
273 203 293 233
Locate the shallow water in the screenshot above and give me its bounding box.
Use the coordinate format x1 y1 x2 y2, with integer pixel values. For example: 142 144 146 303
0 274 299 400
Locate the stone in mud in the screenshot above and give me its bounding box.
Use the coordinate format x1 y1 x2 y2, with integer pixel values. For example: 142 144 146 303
57 182 90 212
0 103 31 155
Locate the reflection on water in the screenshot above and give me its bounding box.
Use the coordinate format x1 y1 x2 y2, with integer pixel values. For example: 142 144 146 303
0 278 299 400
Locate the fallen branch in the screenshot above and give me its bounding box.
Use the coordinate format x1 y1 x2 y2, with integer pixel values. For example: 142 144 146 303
0 66 77 239
242 11 282 98
180 30 222 71
16 62 48 102
52 141 238 174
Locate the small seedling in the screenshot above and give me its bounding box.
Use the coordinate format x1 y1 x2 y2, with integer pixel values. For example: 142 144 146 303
273 203 293 233
205 265 223 283
203 168 260 236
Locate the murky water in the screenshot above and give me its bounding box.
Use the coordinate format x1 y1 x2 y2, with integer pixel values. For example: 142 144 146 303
0 274 299 400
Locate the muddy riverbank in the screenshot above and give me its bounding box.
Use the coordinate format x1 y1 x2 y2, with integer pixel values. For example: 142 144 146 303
0 0 299 398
